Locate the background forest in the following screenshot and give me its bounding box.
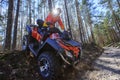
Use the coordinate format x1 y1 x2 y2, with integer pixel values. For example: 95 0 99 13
0 0 120 50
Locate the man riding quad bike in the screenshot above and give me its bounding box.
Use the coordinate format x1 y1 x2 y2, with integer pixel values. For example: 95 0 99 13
22 8 82 80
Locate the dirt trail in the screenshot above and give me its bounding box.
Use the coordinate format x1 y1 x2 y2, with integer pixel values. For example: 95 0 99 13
85 47 120 80
2 46 120 80
0 43 104 80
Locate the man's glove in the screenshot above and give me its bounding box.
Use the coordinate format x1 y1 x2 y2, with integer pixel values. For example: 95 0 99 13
62 30 70 40
61 29 66 32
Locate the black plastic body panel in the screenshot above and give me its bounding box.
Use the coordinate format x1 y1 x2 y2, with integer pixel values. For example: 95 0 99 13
37 38 64 57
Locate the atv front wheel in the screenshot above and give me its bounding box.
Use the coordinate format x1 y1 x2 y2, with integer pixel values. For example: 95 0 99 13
38 52 60 80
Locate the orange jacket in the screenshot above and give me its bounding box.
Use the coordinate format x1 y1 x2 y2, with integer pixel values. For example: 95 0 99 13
44 13 65 30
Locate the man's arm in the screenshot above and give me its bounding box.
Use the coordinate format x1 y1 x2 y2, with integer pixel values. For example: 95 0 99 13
43 13 51 27
58 18 65 30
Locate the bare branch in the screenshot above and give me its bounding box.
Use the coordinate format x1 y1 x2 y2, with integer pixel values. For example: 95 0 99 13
0 0 4 3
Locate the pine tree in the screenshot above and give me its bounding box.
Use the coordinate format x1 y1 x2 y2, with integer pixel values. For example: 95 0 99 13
4 0 14 50
75 0 83 43
12 0 20 50
64 0 73 39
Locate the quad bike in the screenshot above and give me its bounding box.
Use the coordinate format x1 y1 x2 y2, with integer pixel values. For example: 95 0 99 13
22 21 82 80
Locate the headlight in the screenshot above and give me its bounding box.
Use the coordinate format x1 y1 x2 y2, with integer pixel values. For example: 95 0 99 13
65 50 73 58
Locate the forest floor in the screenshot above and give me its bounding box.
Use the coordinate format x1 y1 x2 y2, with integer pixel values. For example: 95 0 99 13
84 47 120 80
83 42 120 80
61 44 120 80
0 43 120 80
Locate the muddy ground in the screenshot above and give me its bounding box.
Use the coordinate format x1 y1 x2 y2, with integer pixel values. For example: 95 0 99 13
0 43 104 80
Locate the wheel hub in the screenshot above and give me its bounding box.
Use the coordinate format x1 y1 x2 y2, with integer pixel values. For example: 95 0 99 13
39 58 50 77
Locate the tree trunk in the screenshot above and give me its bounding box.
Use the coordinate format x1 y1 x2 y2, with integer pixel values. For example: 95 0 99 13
29 0 31 24
89 24 95 42
108 0 120 38
44 2 46 19
75 0 83 43
64 0 73 39
4 0 14 50
108 28 115 43
111 27 119 42
85 23 90 43
12 0 20 50
116 0 120 8
82 0 95 43
48 0 52 12
62 5 68 29
33 1 36 24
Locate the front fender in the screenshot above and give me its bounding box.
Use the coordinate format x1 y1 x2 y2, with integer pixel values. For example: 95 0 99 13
37 38 64 57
